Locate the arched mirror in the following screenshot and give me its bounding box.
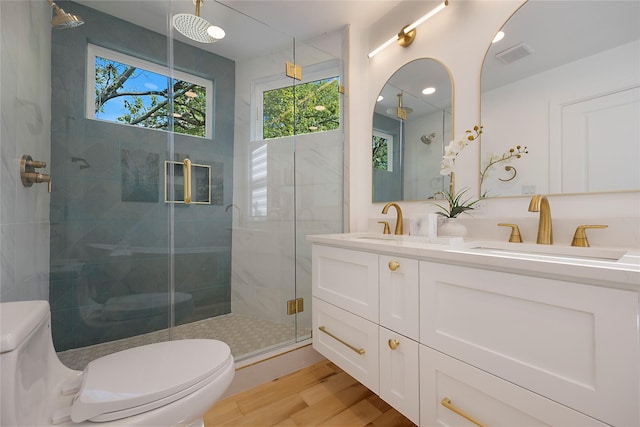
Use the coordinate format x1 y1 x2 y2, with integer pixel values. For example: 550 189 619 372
372 58 452 203
480 0 640 198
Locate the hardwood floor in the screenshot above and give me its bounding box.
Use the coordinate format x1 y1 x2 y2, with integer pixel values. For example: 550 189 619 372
204 359 417 427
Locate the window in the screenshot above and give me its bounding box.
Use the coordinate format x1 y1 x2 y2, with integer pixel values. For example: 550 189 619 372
262 77 340 139
86 44 213 138
373 130 393 171
254 60 341 141
249 60 342 217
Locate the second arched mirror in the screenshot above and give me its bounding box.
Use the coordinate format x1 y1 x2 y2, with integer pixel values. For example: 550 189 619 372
372 58 452 203
480 0 640 198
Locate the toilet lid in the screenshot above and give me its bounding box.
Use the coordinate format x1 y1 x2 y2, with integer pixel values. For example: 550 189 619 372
70 339 232 423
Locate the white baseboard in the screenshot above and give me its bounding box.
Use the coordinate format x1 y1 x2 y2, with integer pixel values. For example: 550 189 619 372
222 340 325 398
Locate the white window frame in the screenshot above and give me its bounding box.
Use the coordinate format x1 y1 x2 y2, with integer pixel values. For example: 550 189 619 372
86 43 214 139
251 59 341 141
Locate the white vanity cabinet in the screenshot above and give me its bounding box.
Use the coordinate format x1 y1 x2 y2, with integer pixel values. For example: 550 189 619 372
420 345 609 427
420 261 639 427
312 246 420 424
378 255 420 424
312 245 380 392
312 245 378 322
311 238 640 427
379 327 420 424
379 255 419 340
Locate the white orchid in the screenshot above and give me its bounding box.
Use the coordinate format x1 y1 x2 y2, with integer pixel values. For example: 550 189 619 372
439 125 482 175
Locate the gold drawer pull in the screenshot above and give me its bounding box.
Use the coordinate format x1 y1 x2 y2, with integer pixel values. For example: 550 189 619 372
441 398 487 427
388 339 400 350
318 326 365 355
388 261 400 271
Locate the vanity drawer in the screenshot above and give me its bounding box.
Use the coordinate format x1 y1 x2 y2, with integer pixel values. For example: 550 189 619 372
312 245 378 322
420 345 608 427
379 255 419 340
379 327 419 424
312 297 379 393
419 261 639 427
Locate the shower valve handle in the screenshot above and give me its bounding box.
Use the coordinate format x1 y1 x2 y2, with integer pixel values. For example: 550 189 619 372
21 155 52 193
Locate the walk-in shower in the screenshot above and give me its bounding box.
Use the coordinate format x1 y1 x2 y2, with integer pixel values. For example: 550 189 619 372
37 0 344 370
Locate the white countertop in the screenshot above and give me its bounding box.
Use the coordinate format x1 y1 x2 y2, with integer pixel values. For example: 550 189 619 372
308 233 640 291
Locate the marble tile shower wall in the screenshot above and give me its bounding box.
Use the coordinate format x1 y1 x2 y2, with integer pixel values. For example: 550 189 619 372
0 1 52 303
49 2 235 350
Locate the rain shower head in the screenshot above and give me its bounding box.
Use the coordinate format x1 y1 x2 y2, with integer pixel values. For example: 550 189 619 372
48 0 84 29
421 133 436 145
173 0 225 44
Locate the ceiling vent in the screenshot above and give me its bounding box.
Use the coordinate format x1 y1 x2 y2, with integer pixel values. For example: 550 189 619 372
495 42 534 64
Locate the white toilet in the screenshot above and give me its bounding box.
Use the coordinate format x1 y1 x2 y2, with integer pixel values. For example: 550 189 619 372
0 300 234 426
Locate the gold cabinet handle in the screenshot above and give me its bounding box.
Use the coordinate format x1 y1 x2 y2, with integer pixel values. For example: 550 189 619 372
571 224 607 247
388 261 400 271
318 326 365 355
183 158 192 205
388 339 400 350
441 398 487 427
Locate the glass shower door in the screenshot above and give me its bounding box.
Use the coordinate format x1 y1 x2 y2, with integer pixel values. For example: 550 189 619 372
49 1 175 369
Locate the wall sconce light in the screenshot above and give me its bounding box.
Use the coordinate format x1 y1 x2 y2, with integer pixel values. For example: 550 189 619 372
368 0 449 58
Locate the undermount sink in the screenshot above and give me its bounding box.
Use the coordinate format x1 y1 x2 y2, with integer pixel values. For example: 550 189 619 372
354 234 464 245
461 241 638 266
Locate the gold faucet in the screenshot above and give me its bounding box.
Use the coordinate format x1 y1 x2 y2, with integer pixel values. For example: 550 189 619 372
381 202 403 235
528 194 553 244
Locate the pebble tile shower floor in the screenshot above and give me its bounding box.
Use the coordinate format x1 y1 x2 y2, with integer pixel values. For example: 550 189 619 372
57 313 310 370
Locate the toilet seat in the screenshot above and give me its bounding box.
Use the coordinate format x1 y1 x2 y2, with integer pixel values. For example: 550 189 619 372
70 339 232 423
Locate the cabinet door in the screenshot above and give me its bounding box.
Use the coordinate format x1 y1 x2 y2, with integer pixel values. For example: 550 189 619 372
420 261 639 427
379 255 419 340
313 245 378 322
420 345 608 427
313 297 379 393
379 327 419 425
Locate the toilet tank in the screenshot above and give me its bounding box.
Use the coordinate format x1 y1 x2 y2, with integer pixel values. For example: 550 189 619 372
0 300 75 426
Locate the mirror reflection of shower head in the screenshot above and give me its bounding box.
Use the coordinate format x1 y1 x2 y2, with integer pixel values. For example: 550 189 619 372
421 132 436 145
47 0 84 29
173 0 225 44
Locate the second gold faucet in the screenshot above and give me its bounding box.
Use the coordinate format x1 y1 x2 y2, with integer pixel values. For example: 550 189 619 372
381 202 403 235
528 194 552 244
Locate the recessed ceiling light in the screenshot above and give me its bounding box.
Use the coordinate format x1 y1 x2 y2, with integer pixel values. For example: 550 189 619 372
492 31 505 43
422 87 436 95
314 105 326 111
185 91 198 98
308 126 318 131
386 107 413 115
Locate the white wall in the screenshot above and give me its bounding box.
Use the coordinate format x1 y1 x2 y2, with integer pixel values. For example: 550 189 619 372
0 1 52 302
347 0 639 248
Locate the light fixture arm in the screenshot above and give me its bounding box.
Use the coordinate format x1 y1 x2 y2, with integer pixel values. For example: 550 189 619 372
368 0 449 58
